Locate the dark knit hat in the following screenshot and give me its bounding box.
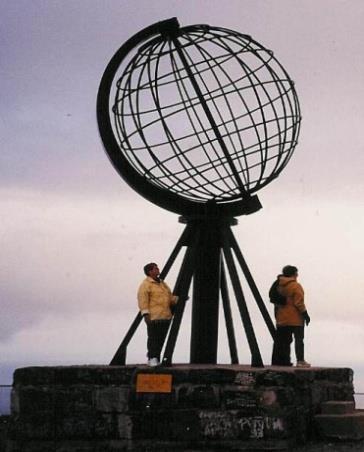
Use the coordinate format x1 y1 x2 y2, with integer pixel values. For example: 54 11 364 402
282 265 298 277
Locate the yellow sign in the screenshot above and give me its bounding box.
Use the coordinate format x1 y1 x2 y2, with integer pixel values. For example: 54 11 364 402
136 373 173 393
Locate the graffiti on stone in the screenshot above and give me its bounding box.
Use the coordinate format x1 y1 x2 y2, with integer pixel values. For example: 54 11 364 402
224 388 257 409
199 411 284 440
234 372 255 387
237 416 264 438
199 411 235 439
237 416 284 439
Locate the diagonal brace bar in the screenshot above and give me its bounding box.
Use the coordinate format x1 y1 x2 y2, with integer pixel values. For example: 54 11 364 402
162 228 199 365
220 260 239 364
109 224 192 366
109 312 142 365
227 227 276 338
221 227 264 367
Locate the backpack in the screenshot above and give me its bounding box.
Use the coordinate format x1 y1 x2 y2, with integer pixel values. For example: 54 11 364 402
269 279 287 305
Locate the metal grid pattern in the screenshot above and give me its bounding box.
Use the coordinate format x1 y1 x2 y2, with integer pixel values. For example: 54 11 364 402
112 25 301 204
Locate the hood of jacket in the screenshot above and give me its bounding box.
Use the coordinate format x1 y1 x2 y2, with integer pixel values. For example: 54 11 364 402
278 275 297 288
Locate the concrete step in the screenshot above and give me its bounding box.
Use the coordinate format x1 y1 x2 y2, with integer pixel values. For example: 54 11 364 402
321 400 356 415
315 410 364 441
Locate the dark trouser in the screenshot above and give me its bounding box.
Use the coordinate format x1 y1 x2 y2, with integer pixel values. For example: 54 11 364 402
272 325 305 366
147 319 170 360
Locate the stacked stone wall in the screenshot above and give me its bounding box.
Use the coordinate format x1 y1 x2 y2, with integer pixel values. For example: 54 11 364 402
7 365 354 451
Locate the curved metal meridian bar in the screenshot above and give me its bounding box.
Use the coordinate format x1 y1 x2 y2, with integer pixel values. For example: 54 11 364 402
97 18 262 216
168 31 250 200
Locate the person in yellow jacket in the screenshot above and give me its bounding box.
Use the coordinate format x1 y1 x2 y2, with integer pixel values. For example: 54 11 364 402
271 265 311 367
138 262 178 367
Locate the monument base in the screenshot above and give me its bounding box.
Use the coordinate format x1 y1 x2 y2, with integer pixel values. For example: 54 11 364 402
7 364 354 451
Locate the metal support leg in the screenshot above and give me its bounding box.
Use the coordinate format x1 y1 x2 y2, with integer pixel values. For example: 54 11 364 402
227 228 276 338
162 230 199 366
221 227 264 367
109 225 191 366
110 218 273 368
160 224 192 279
220 260 239 364
190 221 221 364
109 312 142 365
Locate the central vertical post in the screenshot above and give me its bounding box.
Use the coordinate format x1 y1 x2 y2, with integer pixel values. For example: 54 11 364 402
190 216 221 363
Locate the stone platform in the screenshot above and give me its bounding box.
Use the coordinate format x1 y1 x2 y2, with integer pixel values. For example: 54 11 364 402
7 364 354 451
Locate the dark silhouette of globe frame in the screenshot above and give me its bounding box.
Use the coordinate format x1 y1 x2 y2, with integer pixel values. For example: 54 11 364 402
97 18 301 366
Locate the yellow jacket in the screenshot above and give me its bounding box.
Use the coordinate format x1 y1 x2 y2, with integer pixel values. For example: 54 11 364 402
275 276 306 327
137 277 178 320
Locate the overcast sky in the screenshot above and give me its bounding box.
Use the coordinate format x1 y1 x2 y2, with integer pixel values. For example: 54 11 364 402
1 0 364 393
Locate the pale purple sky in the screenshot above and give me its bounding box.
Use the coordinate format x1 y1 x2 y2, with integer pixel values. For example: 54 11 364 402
1 1 364 390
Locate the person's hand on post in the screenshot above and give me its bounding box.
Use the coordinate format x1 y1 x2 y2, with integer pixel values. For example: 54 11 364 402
302 311 310 326
173 295 189 302
143 313 151 324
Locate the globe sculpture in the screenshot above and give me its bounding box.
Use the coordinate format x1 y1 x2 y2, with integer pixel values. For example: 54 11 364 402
97 18 301 366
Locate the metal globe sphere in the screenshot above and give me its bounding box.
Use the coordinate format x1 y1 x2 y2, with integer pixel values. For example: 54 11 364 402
98 19 301 216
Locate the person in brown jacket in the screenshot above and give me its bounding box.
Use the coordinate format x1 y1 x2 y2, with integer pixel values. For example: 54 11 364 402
271 265 311 367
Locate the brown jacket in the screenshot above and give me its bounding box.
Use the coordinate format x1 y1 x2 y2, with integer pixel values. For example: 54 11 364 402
275 276 306 326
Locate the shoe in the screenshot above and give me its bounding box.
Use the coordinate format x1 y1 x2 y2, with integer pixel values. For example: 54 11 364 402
147 358 160 367
296 360 311 368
